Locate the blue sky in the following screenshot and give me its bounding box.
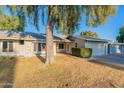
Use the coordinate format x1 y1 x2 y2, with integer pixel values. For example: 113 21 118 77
25 5 124 41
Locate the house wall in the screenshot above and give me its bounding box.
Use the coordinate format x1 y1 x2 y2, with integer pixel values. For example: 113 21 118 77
0 40 34 57
0 38 109 57
0 40 57 57
74 38 85 48
67 36 111 56
68 36 108 56
85 42 108 56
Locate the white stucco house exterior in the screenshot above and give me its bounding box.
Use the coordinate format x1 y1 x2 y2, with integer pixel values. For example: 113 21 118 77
66 35 110 56
0 31 111 57
0 31 73 57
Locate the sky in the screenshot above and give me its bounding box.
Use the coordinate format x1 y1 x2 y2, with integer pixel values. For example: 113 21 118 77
25 5 124 41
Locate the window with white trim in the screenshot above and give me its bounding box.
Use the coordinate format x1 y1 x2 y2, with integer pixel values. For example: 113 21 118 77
38 43 41 51
3 41 8 52
19 40 24 45
59 43 64 49
2 41 14 52
9 41 13 52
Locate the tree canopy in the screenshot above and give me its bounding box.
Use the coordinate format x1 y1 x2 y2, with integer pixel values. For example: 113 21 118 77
80 30 98 38
85 6 116 27
0 15 19 30
7 6 82 34
7 5 116 34
116 26 124 43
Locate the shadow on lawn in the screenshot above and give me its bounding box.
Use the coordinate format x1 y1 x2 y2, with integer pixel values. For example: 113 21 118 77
0 56 16 88
88 59 124 71
36 56 45 64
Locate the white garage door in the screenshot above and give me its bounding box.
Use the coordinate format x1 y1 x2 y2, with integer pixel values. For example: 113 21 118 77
85 42 106 56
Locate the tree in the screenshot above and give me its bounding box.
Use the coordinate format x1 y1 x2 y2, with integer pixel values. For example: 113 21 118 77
116 26 124 43
7 6 82 64
84 6 116 27
0 6 19 30
80 30 98 38
0 15 19 30
6 5 116 64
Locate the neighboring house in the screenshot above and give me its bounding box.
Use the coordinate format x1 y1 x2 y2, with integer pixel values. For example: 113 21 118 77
108 43 124 54
0 31 110 57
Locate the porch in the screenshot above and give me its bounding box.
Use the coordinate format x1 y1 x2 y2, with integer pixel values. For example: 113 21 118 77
34 40 74 57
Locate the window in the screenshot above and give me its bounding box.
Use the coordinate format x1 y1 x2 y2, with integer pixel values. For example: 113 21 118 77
38 43 41 51
19 40 24 45
3 41 8 52
9 41 13 52
75 43 77 48
41 43 46 50
2 41 14 52
59 43 64 49
34 43 42 52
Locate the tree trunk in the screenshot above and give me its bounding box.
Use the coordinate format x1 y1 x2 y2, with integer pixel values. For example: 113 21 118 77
45 20 54 64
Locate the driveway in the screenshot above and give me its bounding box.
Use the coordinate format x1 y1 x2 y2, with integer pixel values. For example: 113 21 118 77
90 53 124 68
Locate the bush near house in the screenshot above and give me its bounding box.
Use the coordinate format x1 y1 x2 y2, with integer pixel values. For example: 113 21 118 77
72 47 92 58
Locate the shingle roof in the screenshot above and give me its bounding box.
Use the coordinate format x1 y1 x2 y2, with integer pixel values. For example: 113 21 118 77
0 31 44 40
0 30 72 42
67 35 111 43
0 31 108 43
0 31 66 41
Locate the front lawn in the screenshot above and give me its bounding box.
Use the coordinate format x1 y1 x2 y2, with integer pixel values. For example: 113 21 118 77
0 54 124 88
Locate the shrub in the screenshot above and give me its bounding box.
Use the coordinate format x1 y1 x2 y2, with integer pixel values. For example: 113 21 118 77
80 47 92 58
72 47 92 58
71 48 81 57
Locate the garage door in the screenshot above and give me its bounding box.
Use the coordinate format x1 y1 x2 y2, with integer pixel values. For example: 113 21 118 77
85 42 106 56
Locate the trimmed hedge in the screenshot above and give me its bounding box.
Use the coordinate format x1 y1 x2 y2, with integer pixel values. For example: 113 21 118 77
72 47 92 58
71 48 81 57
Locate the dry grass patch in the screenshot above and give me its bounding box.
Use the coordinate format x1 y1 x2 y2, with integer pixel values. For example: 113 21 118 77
0 56 16 88
0 54 124 88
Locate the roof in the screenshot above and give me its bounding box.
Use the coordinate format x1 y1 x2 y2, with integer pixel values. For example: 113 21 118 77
0 31 71 42
0 31 108 43
67 35 111 43
0 31 44 40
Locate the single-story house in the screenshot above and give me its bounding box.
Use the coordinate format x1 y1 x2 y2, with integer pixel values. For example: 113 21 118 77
0 31 72 57
0 31 110 57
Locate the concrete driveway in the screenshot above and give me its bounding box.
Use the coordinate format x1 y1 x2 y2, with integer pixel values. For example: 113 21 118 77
90 53 124 68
